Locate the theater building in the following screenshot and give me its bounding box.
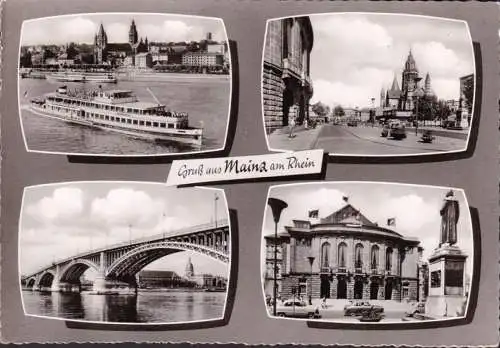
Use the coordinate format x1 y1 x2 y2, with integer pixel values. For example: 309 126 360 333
264 203 425 302
262 16 314 134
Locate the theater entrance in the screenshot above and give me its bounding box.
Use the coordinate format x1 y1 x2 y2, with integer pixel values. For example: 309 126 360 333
337 278 347 299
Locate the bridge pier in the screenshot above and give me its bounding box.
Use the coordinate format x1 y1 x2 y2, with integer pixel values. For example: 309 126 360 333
92 275 137 295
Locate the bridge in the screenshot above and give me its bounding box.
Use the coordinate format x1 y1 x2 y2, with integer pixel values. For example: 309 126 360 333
21 220 230 294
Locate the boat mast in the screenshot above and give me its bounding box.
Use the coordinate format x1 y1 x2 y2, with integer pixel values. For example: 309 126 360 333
146 87 161 105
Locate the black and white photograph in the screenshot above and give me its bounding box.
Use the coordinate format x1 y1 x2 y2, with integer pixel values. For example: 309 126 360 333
261 182 473 323
19 13 232 156
262 13 475 156
19 182 231 324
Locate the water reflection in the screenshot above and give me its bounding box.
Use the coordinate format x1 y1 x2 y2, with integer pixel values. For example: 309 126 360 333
23 290 226 323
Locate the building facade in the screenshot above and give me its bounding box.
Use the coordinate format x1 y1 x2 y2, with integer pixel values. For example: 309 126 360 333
182 52 224 67
264 204 425 302
262 17 314 134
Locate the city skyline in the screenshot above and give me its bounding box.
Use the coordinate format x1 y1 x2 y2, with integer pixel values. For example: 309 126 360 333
262 183 473 276
20 183 229 277
21 13 227 46
308 13 474 109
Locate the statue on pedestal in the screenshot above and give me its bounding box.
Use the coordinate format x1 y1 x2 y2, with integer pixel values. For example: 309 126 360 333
439 190 460 247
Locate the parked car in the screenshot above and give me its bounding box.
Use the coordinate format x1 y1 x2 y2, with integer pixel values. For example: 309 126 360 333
381 125 390 137
405 302 425 317
276 299 321 319
347 121 358 127
343 301 384 317
389 122 407 140
420 130 435 143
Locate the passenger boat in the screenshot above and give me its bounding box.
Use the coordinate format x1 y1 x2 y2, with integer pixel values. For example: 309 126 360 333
47 72 117 83
29 85 203 146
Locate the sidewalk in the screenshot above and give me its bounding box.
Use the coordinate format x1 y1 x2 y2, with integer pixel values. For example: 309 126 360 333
268 125 324 151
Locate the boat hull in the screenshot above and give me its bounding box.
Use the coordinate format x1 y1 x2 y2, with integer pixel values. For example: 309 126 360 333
28 104 202 146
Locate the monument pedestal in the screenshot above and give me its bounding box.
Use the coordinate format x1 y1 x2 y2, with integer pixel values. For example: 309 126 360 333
425 243 467 318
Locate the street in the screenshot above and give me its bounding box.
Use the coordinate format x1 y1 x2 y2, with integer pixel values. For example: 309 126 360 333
313 124 468 155
267 299 423 323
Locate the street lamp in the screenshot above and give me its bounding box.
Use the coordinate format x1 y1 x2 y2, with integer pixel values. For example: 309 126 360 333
414 77 423 136
371 97 375 127
267 197 288 317
307 256 315 305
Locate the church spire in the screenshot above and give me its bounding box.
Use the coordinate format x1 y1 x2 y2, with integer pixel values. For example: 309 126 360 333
404 49 418 73
424 72 434 97
390 75 400 92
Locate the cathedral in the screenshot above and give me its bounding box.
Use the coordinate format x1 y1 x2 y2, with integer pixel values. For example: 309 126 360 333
380 50 435 112
93 19 149 65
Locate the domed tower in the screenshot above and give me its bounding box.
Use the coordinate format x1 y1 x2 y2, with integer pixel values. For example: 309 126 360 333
185 257 195 279
94 23 108 64
402 49 419 94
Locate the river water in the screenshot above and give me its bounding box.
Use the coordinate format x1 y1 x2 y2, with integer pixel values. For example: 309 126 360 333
22 290 226 323
19 74 231 155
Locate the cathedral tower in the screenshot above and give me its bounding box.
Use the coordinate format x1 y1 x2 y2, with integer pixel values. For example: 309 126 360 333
94 23 108 64
129 19 139 46
185 257 195 279
401 49 419 93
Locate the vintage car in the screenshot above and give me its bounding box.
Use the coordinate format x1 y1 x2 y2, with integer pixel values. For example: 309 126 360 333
358 309 385 322
275 299 321 319
343 301 384 317
381 125 390 137
347 120 358 127
389 121 407 140
420 130 435 143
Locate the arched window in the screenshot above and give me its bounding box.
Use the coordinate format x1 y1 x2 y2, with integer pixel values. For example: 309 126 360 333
355 243 364 269
338 242 347 269
386 247 393 271
321 242 331 269
371 245 379 271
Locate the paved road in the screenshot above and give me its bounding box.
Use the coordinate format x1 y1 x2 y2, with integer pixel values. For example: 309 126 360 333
314 125 468 155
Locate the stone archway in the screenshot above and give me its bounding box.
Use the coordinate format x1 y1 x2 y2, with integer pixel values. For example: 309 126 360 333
354 278 364 300
320 274 330 299
337 277 347 299
385 280 393 300
370 281 379 300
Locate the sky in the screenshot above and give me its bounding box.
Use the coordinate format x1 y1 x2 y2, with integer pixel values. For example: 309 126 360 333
307 13 474 109
21 13 227 46
20 183 229 278
262 182 474 277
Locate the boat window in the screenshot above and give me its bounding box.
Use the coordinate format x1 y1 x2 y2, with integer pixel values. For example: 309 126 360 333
168 124 174 128
133 120 138 125
160 123 166 128
110 116 115 122
146 121 152 127
127 119 132 124
139 121 144 126
153 122 159 127
105 116 109 121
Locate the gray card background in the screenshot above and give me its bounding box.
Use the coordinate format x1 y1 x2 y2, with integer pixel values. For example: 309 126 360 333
1 0 499 345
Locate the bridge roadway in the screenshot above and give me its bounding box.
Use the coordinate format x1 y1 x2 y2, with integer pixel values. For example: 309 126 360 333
22 219 230 294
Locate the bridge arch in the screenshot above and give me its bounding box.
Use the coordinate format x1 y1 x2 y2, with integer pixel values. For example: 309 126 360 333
106 241 228 280
59 259 100 283
26 277 37 288
38 270 56 288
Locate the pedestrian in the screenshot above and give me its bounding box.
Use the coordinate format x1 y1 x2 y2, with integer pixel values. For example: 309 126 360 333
321 296 327 309
304 118 308 129
289 116 296 138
